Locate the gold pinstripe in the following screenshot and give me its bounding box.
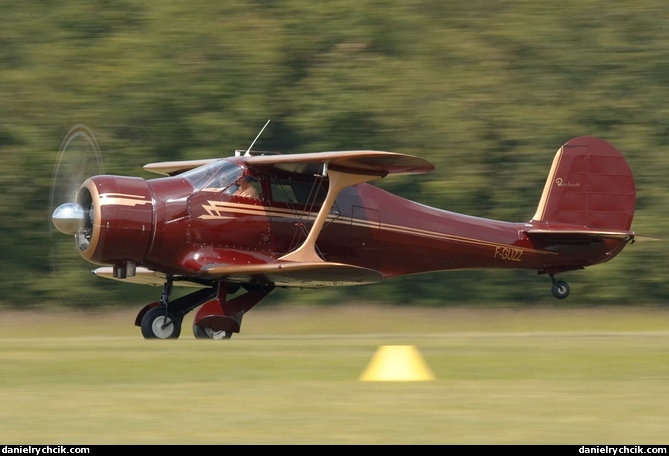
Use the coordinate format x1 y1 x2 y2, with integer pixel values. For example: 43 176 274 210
99 193 151 207
197 201 555 256
532 145 564 222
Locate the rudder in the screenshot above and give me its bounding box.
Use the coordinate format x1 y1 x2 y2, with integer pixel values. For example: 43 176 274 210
531 136 636 231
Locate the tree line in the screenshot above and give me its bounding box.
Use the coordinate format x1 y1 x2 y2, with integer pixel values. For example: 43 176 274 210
1 0 667 308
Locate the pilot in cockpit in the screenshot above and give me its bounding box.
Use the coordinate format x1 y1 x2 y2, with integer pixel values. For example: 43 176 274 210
233 175 259 199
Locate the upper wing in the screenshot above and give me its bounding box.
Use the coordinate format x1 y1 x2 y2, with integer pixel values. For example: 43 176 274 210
247 150 434 177
143 150 434 178
143 159 218 176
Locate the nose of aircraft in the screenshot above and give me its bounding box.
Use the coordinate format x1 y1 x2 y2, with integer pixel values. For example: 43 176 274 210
52 202 85 234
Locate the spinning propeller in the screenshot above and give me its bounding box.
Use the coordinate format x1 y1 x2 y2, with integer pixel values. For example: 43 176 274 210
48 124 105 305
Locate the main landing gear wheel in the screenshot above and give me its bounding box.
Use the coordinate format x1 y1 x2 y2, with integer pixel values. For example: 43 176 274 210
193 324 232 340
141 306 182 339
551 280 570 300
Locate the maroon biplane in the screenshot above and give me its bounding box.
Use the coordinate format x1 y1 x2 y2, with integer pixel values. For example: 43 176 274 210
51 129 642 339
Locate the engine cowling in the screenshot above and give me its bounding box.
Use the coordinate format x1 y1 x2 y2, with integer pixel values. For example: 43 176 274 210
75 175 154 266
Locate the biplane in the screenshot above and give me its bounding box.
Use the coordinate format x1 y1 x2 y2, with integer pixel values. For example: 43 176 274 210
51 127 643 340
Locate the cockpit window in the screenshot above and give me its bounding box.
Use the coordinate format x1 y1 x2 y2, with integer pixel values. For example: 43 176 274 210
270 177 327 206
181 159 243 192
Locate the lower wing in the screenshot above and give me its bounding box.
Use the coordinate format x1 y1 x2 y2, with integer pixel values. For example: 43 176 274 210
94 262 383 288
201 261 382 287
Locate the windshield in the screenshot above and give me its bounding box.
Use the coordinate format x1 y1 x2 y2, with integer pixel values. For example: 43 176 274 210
180 159 243 192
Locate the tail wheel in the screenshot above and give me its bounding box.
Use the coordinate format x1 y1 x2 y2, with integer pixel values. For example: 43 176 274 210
551 280 570 299
141 306 182 339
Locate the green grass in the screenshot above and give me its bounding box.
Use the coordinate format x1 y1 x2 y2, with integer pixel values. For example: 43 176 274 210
0 305 668 444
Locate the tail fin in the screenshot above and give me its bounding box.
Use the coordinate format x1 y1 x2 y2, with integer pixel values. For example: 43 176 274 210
531 136 635 231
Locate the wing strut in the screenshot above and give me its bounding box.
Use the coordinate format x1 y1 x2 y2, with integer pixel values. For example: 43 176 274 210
279 169 378 263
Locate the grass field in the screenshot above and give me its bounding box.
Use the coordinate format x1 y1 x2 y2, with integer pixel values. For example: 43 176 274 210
0 305 668 444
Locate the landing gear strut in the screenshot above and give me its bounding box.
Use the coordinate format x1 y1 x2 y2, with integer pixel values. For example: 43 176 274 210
135 278 275 340
191 282 274 340
549 274 570 299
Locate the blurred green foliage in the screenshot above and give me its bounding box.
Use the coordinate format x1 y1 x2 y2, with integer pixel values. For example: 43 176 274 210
1 0 667 308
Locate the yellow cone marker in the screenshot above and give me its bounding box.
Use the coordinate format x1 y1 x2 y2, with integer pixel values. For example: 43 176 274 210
359 345 435 381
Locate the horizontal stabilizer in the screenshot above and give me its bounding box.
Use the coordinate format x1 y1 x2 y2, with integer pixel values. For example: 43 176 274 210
201 261 383 287
523 228 658 242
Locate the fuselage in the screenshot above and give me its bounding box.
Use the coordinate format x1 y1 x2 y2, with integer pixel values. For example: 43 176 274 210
70 155 627 283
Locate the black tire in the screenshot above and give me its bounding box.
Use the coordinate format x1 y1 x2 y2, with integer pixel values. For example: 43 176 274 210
193 323 232 340
551 281 570 299
141 306 182 339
